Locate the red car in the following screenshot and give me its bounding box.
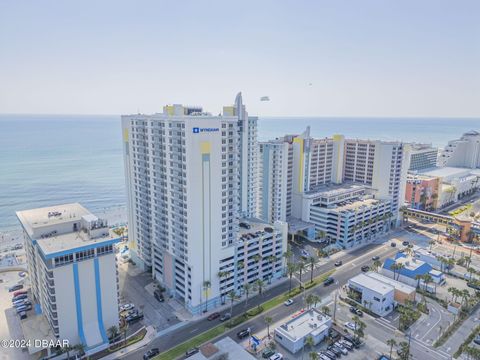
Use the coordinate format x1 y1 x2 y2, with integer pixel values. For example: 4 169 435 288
207 312 220 321
13 290 28 297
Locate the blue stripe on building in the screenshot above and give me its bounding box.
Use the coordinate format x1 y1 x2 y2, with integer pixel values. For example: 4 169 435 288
94 258 109 343
73 263 87 345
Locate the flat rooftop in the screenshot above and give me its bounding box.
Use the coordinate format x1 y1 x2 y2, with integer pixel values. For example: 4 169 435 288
305 183 365 197
418 166 471 178
237 218 279 242
349 273 394 295
16 203 90 237
189 337 256 360
275 308 331 340
17 203 119 257
36 229 118 257
333 197 389 213
365 272 415 294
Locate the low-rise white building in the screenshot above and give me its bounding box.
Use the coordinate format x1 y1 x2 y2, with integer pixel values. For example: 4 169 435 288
348 273 395 316
16 203 121 352
274 308 332 354
189 337 256 360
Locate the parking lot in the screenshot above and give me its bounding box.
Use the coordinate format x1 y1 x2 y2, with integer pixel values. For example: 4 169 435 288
0 271 32 360
117 259 183 333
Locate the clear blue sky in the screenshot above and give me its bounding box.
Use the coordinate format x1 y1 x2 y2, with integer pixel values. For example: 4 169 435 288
0 0 479 117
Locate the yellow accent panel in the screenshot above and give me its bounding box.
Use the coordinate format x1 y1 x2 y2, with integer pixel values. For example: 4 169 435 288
165 105 174 115
293 138 304 192
123 129 129 142
333 134 342 141
223 106 235 116
201 142 211 154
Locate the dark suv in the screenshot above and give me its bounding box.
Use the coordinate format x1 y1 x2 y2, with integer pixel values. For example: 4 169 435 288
323 277 334 286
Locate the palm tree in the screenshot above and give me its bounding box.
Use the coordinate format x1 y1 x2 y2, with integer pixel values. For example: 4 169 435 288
303 336 315 360
203 280 211 312
372 260 382 272
398 341 410 360
429 239 435 251
461 289 471 307
287 262 296 293
217 271 225 303
227 290 238 322
298 261 305 286
423 273 433 291
309 351 320 360
243 282 252 306
387 338 397 359
74 343 85 357
305 293 315 310
283 248 293 264
264 316 273 338
267 255 277 283
395 263 405 280
415 274 423 289
255 279 265 296
311 294 320 308
107 325 119 343
351 315 366 343
307 256 317 283
322 305 330 316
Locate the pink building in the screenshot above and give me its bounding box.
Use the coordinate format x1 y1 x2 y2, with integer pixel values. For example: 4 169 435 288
405 175 440 210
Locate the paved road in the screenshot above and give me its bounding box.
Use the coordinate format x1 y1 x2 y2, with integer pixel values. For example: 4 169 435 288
122 238 399 360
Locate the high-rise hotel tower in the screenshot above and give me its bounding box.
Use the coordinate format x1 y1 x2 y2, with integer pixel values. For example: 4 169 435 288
122 94 286 314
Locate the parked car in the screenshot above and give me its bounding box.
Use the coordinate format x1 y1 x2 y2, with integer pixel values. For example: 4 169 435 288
344 322 357 331
361 265 370 272
18 271 27 278
13 290 28 297
12 294 28 302
402 241 410 246
14 300 31 308
318 354 331 360
19 311 27 320
8 284 23 292
143 348 159 359
319 351 335 360
207 312 220 321
284 299 294 306
120 303 134 312
372 256 380 261
301 250 310 258
219 313 231 321
467 282 480 291
269 353 283 360
126 313 144 323
262 348 276 358
333 343 348 355
339 339 353 350
334 260 342 267
327 345 341 356
16 304 32 313
391 242 397 247
474 335 480 345
154 290 164 302
325 349 338 358
237 328 250 339
323 277 334 286
185 347 199 358
349 306 363 316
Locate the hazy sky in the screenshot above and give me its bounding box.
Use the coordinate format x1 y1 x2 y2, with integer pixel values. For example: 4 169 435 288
0 0 479 117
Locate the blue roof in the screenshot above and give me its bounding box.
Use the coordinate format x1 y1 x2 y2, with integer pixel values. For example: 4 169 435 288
383 256 433 279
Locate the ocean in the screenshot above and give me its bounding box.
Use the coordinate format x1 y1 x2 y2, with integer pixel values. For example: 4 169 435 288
1 115 479 239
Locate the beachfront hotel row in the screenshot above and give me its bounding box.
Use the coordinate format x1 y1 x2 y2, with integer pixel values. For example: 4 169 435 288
121 93 411 315
14 94 480 354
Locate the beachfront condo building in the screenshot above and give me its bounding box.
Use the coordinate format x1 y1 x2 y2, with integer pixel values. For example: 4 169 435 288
258 130 409 246
408 144 438 171
122 93 287 314
438 130 480 169
16 203 120 352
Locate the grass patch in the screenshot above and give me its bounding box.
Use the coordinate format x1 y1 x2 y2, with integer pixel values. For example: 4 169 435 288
155 325 226 360
88 328 147 360
453 325 480 358
155 269 335 360
449 204 473 217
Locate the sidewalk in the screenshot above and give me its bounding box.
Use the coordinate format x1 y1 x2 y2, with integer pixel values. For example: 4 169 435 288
101 325 156 360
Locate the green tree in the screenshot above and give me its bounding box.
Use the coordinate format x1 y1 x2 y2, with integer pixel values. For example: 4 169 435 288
227 290 238 322
243 282 252 307
398 341 411 360
303 336 315 360
351 315 366 343
307 256 317 283
387 338 397 359
107 325 119 342
287 262 297 293
309 351 320 360
264 316 273 338
322 305 331 316
203 280 211 312
298 261 305 286
255 278 265 296
372 259 382 272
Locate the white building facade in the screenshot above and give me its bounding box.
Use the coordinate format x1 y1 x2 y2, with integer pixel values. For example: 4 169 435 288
122 94 286 314
439 130 480 169
409 144 438 171
17 204 120 351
